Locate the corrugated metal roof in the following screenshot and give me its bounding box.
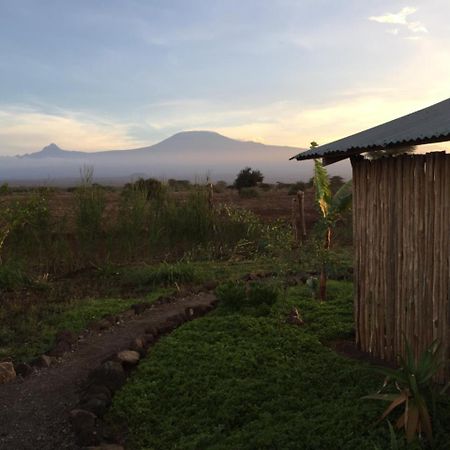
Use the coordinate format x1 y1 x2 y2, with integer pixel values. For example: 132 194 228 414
291 98 450 161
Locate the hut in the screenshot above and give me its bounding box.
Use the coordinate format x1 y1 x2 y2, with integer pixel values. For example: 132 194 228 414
291 98 450 380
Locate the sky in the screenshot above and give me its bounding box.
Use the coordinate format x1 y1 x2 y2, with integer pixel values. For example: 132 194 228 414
1 0 450 156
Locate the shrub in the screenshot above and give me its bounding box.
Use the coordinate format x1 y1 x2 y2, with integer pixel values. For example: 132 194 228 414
0 183 9 196
75 184 105 240
215 281 247 309
288 181 307 195
216 281 278 312
259 183 272 191
168 179 191 192
239 187 259 198
234 167 264 190
122 262 197 288
0 262 30 291
213 181 228 193
247 282 278 307
0 194 51 264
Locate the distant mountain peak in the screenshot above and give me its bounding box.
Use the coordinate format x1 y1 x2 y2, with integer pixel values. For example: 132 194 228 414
21 143 89 159
41 143 62 152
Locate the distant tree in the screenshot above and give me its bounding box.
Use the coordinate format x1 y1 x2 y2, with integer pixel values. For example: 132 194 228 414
234 167 264 190
329 175 345 194
288 181 307 195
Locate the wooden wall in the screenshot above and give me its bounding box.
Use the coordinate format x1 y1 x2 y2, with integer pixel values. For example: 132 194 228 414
351 152 450 381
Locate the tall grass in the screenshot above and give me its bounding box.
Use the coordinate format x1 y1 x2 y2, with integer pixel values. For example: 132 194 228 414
75 166 106 256
0 178 294 279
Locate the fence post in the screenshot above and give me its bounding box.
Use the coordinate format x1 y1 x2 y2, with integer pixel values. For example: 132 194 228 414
297 190 306 241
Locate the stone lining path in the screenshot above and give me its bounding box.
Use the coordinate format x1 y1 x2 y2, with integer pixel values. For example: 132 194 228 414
0 291 217 450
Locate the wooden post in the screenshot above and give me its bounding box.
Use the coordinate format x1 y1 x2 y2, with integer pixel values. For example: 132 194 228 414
297 190 306 241
208 183 214 210
291 197 298 245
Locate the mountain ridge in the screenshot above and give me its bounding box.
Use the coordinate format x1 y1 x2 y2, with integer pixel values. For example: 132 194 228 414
19 130 302 159
0 130 350 183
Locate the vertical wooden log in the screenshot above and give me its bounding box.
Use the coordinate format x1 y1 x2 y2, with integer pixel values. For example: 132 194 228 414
297 191 307 241
291 197 299 246
208 182 214 210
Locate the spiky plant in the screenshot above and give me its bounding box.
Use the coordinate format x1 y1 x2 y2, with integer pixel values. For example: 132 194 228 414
364 339 445 444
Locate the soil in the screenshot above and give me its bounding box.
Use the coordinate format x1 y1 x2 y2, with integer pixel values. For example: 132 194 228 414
0 291 216 450
329 339 397 369
0 187 319 227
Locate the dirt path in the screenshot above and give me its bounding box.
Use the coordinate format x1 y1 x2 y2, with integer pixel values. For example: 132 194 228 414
0 292 216 450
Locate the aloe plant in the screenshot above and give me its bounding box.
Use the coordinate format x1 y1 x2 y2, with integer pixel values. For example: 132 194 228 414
364 339 445 444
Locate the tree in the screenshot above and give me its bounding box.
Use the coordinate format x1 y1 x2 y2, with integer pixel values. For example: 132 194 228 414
233 167 264 190
313 158 352 301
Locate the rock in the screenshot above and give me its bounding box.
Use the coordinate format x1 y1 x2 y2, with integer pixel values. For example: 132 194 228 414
129 338 146 356
142 333 156 347
15 362 33 377
79 397 109 417
185 307 195 318
0 362 16 384
47 339 72 357
131 303 148 315
55 329 77 344
157 320 175 335
88 361 126 392
84 445 125 450
82 385 112 404
100 445 125 450
191 286 203 294
145 325 158 336
36 355 53 368
116 350 140 366
286 307 304 326
70 409 100 446
130 337 144 350
90 319 111 332
168 312 186 327
191 304 212 317
204 280 218 291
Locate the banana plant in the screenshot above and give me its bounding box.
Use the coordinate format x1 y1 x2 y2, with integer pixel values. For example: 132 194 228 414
313 156 352 301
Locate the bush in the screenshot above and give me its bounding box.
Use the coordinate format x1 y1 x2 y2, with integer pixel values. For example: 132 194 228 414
247 282 278 307
216 281 278 312
234 167 264 190
122 262 197 288
259 183 272 192
0 183 9 196
288 181 307 195
168 179 191 192
0 262 30 291
239 187 259 198
213 181 228 193
215 281 247 309
75 182 105 242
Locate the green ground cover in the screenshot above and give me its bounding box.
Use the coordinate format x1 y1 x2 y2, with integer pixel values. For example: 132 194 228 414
0 289 170 362
0 257 295 363
108 281 450 450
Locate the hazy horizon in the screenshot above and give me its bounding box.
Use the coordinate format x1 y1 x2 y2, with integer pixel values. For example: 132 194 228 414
0 130 351 184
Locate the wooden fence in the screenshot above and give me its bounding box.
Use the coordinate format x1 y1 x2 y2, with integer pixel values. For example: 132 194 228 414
351 152 450 381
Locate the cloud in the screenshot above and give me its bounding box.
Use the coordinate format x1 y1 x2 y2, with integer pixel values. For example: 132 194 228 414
369 7 417 25
0 106 148 156
369 6 427 36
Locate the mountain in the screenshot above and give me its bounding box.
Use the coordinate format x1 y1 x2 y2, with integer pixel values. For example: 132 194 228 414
1 131 351 184
20 143 88 159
